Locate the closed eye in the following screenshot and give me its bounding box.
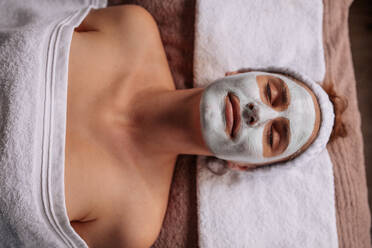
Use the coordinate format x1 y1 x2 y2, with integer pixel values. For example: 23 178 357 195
267 123 280 149
266 82 272 104
263 117 290 157
266 79 282 106
258 75 290 111
268 125 273 147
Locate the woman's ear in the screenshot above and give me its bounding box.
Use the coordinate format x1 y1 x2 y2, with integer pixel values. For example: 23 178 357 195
227 161 264 171
225 68 253 77
225 71 240 77
321 80 348 141
227 161 249 171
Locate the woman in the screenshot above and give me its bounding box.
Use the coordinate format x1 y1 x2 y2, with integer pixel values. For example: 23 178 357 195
65 4 346 247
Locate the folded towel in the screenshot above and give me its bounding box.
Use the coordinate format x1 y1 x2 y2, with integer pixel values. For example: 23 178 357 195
0 0 106 247
194 0 338 247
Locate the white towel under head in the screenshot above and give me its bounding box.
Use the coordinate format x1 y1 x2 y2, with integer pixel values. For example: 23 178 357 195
194 0 339 247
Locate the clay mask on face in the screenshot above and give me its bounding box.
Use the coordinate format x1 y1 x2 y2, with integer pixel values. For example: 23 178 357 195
199 71 317 164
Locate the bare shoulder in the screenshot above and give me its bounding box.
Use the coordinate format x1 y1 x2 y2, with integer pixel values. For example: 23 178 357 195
68 2 172 92
73 4 165 69
76 5 159 37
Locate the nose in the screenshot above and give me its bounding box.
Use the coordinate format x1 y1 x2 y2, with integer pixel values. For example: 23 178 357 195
244 101 280 126
244 102 258 126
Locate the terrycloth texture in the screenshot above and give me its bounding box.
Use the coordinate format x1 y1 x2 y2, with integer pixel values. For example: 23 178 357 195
194 0 338 247
0 0 106 247
197 151 336 248
112 1 371 248
323 0 371 247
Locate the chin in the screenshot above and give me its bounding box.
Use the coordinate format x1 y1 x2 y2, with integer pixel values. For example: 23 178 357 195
200 87 230 152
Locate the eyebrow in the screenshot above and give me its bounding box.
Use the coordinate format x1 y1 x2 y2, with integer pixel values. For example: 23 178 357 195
272 77 290 110
279 78 289 103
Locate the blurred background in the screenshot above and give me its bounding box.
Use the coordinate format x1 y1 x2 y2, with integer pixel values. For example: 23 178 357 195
349 0 372 217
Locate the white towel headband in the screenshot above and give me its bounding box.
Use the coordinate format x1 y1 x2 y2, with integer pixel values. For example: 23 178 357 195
204 67 335 172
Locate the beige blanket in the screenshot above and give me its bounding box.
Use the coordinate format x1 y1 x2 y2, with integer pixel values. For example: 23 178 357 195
323 0 371 247
110 0 371 247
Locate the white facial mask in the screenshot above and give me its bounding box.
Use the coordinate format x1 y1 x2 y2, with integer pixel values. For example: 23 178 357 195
199 71 317 164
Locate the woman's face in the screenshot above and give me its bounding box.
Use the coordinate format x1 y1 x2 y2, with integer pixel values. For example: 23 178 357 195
199 71 321 166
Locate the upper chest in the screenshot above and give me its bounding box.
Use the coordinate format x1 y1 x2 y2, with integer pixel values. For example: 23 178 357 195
64 8 177 246
64 29 174 222
67 28 173 119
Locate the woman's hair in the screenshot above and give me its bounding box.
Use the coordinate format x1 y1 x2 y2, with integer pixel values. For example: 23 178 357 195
321 80 348 142
277 72 349 143
274 72 349 143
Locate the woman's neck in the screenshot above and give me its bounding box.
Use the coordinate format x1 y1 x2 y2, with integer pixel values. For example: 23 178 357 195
124 87 212 158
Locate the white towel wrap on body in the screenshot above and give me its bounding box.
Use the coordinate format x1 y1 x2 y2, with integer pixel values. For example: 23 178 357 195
0 0 106 247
